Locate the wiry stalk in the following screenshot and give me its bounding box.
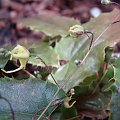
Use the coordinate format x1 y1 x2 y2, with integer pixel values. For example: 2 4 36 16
37 13 120 120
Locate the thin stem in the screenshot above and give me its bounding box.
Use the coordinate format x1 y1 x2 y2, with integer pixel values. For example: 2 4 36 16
111 2 120 9
37 89 60 120
111 20 120 25
94 14 120 43
80 50 91 64
0 95 15 120
32 100 62 120
36 57 60 88
37 13 120 120
85 31 94 50
92 67 108 95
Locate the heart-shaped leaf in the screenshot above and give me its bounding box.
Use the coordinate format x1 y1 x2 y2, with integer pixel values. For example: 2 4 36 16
48 9 120 91
0 78 65 120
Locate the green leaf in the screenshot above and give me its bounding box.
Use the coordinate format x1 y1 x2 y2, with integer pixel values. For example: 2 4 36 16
110 92 120 120
50 112 61 120
114 58 120 84
0 78 65 120
104 46 114 64
0 48 10 68
101 79 115 92
80 74 97 86
29 42 59 67
19 15 80 37
61 105 78 120
0 114 8 120
71 86 112 119
49 9 120 91
102 66 114 84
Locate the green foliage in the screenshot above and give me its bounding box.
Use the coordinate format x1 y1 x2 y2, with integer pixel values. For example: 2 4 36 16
0 78 65 120
110 92 120 120
29 42 59 67
19 15 80 37
114 58 120 84
0 48 10 68
48 9 120 92
61 105 78 120
0 9 120 119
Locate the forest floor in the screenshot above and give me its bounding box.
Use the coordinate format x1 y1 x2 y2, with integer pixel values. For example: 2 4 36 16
0 0 120 51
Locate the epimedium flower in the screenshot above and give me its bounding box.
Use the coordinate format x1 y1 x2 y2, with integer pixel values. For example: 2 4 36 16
63 95 76 108
69 24 84 37
69 24 94 50
2 44 30 73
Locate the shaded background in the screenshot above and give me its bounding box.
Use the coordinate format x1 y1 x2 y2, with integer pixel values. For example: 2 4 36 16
0 0 120 51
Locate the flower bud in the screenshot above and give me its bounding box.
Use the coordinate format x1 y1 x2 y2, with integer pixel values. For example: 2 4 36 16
69 25 84 37
101 0 111 5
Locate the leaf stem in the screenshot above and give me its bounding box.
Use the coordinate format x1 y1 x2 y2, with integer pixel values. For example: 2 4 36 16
32 99 62 120
36 57 60 88
85 31 94 50
37 12 120 120
92 66 108 95
37 89 60 120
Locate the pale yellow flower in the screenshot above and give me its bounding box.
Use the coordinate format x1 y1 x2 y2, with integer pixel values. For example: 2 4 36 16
64 95 76 108
2 45 30 73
